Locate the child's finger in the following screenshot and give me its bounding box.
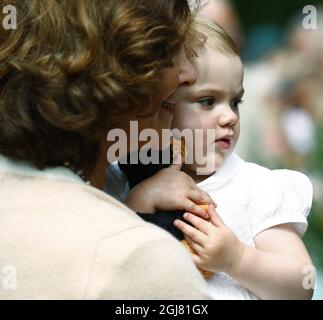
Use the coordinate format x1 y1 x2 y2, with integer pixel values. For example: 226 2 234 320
184 236 204 255
191 253 203 267
183 199 209 219
208 204 225 227
174 219 206 246
183 212 215 235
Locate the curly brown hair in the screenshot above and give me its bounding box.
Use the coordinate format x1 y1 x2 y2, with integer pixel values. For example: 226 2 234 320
0 0 199 173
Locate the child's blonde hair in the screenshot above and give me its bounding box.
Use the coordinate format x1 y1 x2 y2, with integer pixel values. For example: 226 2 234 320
195 14 240 56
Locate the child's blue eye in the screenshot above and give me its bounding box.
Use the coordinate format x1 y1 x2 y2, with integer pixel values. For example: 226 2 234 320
231 98 243 109
198 97 215 108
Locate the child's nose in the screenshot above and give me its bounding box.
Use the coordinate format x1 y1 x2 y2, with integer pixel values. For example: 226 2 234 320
219 106 238 127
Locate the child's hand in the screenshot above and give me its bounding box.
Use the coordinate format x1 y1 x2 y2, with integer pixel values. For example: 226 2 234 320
125 163 215 219
174 205 245 274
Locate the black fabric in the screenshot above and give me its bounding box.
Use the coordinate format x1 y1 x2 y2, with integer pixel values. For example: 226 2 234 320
118 146 186 241
118 147 173 188
137 211 185 241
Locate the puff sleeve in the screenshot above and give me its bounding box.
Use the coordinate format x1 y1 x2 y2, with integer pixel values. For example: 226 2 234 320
247 167 313 238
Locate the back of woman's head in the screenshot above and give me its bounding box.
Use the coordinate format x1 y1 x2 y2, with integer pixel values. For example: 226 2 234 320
0 0 195 172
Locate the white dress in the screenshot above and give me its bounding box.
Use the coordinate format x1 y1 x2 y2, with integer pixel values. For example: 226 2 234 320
105 153 313 299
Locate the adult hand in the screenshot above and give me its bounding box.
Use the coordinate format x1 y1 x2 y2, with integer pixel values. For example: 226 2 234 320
125 163 215 219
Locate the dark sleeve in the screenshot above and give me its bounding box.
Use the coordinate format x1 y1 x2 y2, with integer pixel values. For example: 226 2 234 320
137 210 186 241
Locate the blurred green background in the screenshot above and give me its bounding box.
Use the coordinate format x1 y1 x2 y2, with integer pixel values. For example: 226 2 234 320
234 0 322 31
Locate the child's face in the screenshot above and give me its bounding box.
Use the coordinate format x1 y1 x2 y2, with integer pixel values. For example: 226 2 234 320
171 47 244 174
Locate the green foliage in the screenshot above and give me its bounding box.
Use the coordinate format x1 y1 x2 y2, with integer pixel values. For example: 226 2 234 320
232 0 322 32
305 124 323 271
303 201 323 269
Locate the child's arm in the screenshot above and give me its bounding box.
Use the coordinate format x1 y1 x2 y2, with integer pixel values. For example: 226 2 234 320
125 162 215 219
230 223 314 300
174 205 314 300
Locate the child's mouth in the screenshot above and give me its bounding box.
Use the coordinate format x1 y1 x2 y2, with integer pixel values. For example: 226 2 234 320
215 138 232 150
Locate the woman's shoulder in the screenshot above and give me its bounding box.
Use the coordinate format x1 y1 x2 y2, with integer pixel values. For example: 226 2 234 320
47 180 210 299
1 172 210 299
58 179 142 232
13 172 144 238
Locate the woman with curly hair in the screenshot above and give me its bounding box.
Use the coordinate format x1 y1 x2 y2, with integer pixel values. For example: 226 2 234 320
0 0 210 299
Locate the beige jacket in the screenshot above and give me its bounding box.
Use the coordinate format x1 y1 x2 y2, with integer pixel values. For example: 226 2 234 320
0 155 209 300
